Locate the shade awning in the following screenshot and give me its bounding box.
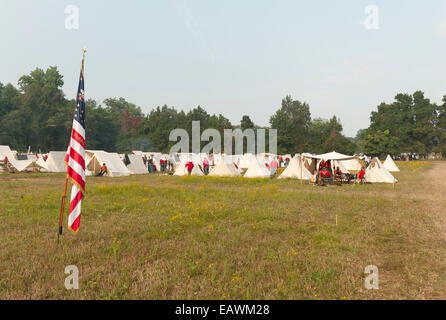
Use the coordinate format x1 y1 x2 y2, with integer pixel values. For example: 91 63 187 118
302 151 357 161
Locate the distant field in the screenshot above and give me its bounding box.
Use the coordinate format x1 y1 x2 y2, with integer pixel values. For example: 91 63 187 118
1 161 446 299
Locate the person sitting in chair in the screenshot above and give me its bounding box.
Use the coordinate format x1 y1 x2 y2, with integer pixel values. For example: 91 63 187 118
97 163 108 176
319 167 331 186
335 166 343 185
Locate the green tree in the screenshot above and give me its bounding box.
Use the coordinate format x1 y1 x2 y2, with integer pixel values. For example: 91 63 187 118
0 83 21 118
240 115 254 131
360 129 400 157
307 116 356 154
269 96 311 154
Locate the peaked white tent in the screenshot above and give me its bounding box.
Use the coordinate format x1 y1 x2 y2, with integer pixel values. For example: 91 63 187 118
173 162 204 176
278 156 312 180
36 157 48 171
208 157 240 177
0 145 15 161
365 157 397 184
126 154 147 174
44 151 67 172
383 155 400 172
244 159 270 178
0 145 43 172
85 150 130 177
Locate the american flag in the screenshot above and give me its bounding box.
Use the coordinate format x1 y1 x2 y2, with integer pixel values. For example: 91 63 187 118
65 52 86 233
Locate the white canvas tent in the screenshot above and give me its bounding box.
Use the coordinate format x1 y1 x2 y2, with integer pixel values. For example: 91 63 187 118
365 157 397 184
239 154 253 169
0 145 15 161
85 150 130 177
36 157 48 171
126 154 147 174
44 151 67 172
208 157 240 177
278 156 312 180
383 155 400 172
244 159 270 178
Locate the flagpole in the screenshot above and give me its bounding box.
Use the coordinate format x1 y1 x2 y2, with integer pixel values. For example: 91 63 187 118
58 48 87 242
58 174 69 242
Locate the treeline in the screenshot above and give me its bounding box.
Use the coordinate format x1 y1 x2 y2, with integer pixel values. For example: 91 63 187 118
358 91 446 156
1 66 444 156
0 67 355 155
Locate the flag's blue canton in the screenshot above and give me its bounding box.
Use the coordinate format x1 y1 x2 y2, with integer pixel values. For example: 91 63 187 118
74 65 85 129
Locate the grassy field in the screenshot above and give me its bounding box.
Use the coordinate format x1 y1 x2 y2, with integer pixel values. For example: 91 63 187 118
1 161 446 299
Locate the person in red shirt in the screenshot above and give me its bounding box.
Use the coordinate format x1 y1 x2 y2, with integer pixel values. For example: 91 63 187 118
335 166 343 185
319 160 326 170
319 167 331 186
325 160 331 169
160 157 167 172
97 163 108 176
203 158 209 175
270 158 279 177
270 159 278 169
320 168 331 178
3 156 11 172
185 161 194 175
357 167 365 184
278 156 283 168
335 166 342 176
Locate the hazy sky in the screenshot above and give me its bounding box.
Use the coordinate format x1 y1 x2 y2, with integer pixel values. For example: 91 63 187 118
1 0 446 136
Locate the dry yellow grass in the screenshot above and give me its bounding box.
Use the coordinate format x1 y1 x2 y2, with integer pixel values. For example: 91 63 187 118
0 161 445 299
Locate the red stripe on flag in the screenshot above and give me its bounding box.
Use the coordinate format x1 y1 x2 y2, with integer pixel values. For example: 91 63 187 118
71 128 86 149
69 213 81 232
69 189 83 212
69 147 85 169
67 166 85 191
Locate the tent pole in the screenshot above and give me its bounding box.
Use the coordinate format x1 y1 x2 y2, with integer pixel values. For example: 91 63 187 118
300 155 303 184
58 174 69 243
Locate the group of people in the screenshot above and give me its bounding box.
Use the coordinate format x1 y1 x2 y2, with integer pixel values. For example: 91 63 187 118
278 156 291 168
316 159 366 186
142 154 174 174
183 157 211 175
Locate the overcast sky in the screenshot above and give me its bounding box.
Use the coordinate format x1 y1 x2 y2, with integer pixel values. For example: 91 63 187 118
1 0 446 136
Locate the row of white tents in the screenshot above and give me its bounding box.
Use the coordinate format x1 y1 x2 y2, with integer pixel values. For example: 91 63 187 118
1 145 400 183
166 151 399 184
